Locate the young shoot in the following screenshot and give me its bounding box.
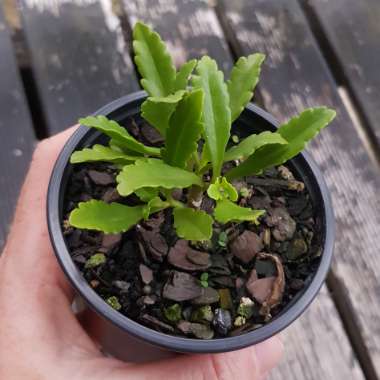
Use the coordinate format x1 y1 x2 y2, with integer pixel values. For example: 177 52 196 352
68 21 336 242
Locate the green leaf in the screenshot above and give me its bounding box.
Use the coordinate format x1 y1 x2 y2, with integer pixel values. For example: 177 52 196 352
224 131 287 162
173 207 213 241
192 56 231 180
226 107 336 180
162 89 204 168
207 177 238 202
116 159 202 197
213 199 265 224
174 59 197 91
200 272 209 288
217 231 228 247
69 200 145 234
142 196 169 220
141 90 185 137
135 188 159 202
227 54 265 122
70 144 141 165
79 116 160 156
133 22 176 97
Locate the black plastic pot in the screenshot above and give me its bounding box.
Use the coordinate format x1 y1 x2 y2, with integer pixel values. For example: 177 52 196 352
47 91 334 362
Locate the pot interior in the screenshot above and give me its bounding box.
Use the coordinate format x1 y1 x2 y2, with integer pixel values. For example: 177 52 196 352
49 92 332 353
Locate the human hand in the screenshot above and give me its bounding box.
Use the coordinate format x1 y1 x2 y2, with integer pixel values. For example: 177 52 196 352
0 128 283 380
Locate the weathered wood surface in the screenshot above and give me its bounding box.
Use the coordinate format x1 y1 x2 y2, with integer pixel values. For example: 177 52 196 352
308 0 380 146
122 2 367 378
19 0 139 135
219 0 380 378
123 0 232 74
270 286 364 380
0 3 35 250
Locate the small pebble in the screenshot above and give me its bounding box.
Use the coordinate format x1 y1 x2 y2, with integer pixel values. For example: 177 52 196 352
234 316 246 327
237 297 255 318
106 296 122 311
88 170 114 186
164 304 182 323
191 305 214 323
112 280 130 293
143 285 152 295
192 287 220 305
219 289 233 310
85 253 106 269
213 309 232 336
139 264 154 284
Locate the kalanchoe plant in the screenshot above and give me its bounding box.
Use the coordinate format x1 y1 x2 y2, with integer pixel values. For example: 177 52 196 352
69 22 336 242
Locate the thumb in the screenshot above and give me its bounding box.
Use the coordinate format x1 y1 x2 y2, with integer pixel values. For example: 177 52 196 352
107 336 283 380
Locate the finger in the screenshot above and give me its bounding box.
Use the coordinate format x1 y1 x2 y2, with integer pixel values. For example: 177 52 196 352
254 336 283 375
105 336 283 380
6 126 77 246
2 126 78 301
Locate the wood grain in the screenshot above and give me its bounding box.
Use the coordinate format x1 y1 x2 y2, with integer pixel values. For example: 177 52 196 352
123 2 366 378
122 0 232 74
270 286 364 380
308 0 380 146
0 3 35 250
19 0 139 135
219 0 380 377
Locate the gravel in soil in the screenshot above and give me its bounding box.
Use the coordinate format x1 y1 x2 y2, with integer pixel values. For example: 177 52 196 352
62 118 322 339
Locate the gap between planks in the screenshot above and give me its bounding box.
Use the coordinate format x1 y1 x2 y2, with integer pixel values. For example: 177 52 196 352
215 0 380 378
327 272 378 380
2 0 49 139
297 0 380 169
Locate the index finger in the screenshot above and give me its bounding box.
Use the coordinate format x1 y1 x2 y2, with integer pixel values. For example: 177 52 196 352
2 126 77 291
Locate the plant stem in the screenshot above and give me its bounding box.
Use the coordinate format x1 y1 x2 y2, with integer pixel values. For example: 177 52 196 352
163 189 185 209
192 151 200 171
187 185 204 209
198 163 212 176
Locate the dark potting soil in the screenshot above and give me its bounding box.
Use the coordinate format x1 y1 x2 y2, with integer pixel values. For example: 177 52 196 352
62 118 322 340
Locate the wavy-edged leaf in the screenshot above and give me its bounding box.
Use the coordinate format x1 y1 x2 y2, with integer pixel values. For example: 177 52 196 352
70 144 141 165
224 131 287 162
162 89 204 168
69 200 144 234
79 116 160 156
226 107 336 180
141 90 185 137
173 207 213 241
116 159 202 196
142 197 169 220
227 54 265 122
207 177 238 201
133 22 176 97
214 199 265 224
174 59 197 91
192 56 231 179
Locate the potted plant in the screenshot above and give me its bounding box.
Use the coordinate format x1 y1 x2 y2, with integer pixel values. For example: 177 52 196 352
48 22 336 362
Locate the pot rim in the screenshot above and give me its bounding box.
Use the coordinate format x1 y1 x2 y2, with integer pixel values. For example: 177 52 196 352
47 90 335 353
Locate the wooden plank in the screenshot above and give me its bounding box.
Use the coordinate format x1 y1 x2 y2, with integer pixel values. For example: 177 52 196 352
308 0 380 146
270 286 364 380
219 0 380 378
122 0 233 74
125 2 366 378
0 3 35 249
19 0 139 135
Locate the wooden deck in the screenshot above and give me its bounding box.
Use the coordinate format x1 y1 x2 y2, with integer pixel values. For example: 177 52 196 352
1 1 379 378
